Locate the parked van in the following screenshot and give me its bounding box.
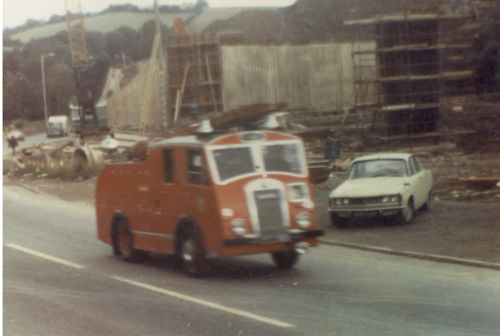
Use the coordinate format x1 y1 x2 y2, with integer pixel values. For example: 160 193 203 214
96 127 323 277
47 115 70 137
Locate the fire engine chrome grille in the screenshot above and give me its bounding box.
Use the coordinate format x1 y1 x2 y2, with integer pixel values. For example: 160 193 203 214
253 189 286 238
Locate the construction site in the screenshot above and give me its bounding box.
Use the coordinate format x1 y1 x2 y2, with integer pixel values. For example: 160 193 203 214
4 0 500 203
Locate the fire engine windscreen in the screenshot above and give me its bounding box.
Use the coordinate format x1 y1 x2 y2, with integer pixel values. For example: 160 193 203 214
213 147 255 181
212 143 305 182
262 143 303 174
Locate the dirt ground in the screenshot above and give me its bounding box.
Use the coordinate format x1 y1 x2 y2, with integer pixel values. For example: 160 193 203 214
5 172 500 264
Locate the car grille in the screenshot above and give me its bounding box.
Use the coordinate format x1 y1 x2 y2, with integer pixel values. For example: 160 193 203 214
349 197 383 205
253 189 285 236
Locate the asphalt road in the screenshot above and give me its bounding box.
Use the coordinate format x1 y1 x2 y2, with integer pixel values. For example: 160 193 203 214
4 185 500 336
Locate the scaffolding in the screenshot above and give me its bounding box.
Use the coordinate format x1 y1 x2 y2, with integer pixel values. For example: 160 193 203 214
166 33 224 125
347 11 476 140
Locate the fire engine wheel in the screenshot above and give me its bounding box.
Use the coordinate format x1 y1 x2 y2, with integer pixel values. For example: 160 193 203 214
114 224 141 262
180 229 208 277
271 249 299 270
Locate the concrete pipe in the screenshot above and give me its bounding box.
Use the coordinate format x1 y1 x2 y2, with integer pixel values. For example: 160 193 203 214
73 145 104 177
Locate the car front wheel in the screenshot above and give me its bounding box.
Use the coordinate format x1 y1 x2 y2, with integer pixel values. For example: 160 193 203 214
388 199 415 225
330 213 349 228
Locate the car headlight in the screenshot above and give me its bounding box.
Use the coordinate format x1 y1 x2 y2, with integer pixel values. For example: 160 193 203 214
296 212 311 228
336 199 343 205
231 218 246 235
381 195 401 204
343 198 350 205
391 195 401 204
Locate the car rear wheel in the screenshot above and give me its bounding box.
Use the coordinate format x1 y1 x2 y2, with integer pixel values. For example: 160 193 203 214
330 213 349 228
271 249 299 269
421 191 432 211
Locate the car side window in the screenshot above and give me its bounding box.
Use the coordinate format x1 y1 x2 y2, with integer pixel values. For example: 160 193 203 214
187 150 210 185
408 158 416 176
412 156 423 173
163 149 174 183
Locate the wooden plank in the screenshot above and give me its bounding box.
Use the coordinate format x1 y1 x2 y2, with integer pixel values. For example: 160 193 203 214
205 54 219 113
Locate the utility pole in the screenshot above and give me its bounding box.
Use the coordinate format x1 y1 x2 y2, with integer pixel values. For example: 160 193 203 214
41 53 55 125
154 0 168 129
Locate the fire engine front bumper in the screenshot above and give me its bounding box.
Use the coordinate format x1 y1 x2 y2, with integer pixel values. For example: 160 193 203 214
222 229 324 247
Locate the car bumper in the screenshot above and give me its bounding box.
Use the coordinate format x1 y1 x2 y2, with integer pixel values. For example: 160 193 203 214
329 206 403 218
47 130 64 136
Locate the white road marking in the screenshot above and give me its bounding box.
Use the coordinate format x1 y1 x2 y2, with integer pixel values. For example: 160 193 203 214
6 244 86 269
113 276 295 328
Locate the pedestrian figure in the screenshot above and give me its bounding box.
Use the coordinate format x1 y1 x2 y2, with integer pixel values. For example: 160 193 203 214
7 136 18 155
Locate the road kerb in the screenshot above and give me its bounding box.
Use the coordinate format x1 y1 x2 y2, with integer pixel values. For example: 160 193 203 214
320 238 500 271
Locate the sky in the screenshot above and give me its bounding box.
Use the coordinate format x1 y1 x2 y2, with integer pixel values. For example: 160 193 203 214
2 0 296 28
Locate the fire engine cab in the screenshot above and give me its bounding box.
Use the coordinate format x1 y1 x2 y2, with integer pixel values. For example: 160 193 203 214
96 124 323 276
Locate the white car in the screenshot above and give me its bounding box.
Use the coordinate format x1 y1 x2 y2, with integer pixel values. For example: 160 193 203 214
7 129 25 141
328 153 432 227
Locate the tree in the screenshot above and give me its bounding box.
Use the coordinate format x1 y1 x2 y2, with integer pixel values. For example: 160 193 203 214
46 63 76 116
106 27 140 63
193 0 209 15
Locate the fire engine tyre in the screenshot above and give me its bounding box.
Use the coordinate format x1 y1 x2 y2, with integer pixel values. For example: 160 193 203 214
113 223 142 262
271 249 299 270
179 228 208 278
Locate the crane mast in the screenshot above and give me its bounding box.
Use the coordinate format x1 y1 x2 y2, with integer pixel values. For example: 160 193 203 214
65 0 99 134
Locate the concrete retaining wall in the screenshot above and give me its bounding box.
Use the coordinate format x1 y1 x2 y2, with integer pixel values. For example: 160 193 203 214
221 42 375 112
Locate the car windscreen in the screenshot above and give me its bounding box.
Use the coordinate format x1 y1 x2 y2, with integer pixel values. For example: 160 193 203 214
348 159 408 179
262 143 304 175
212 146 255 181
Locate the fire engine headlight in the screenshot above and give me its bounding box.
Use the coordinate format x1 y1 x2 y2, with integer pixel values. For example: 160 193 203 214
296 212 311 228
231 218 246 235
301 200 314 209
221 208 234 217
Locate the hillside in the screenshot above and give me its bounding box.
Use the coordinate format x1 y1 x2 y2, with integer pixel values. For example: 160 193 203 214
189 7 251 33
204 0 446 43
9 12 191 43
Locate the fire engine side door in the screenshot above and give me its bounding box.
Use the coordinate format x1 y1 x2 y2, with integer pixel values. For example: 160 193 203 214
147 148 179 254
180 149 217 253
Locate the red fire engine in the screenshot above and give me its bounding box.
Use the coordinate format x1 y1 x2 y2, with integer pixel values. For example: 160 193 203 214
96 125 323 276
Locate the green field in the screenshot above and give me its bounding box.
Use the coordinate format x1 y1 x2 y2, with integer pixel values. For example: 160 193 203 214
10 12 191 43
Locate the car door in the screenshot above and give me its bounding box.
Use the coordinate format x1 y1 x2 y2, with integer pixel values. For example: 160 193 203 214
409 156 426 208
413 156 432 203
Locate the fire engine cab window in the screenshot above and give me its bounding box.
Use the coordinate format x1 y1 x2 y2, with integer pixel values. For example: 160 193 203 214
262 143 303 174
213 147 255 181
163 149 174 182
187 151 209 185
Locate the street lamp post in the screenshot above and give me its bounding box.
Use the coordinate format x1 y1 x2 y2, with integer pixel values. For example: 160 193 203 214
41 53 55 125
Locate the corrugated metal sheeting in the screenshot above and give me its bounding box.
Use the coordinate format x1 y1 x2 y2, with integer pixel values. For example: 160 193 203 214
221 43 375 112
